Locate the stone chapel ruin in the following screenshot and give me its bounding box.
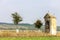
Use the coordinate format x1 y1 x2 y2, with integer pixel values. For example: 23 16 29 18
44 12 57 35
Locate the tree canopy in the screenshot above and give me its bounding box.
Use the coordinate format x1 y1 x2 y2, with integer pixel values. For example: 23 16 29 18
12 12 22 25
34 20 43 29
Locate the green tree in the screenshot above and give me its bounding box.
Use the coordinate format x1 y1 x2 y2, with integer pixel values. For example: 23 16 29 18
34 20 42 29
12 12 22 25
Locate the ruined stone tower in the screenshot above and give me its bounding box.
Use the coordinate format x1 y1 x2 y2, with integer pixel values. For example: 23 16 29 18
44 12 56 35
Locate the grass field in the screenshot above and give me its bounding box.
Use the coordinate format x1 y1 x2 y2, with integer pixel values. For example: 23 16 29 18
0 37 60 40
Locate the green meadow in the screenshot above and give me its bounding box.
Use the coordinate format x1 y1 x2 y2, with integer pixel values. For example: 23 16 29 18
0 37 60 40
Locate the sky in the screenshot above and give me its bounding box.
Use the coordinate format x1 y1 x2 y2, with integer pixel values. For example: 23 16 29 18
0 0 60 26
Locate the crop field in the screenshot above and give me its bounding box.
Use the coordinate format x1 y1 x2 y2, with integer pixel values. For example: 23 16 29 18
0 30 60 37
0 37 60 40
0 30 60 40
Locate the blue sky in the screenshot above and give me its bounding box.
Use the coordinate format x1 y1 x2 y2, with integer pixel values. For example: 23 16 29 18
0 0 60 26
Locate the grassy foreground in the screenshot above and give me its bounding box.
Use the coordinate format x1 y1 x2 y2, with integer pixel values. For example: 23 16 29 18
0 37 60 40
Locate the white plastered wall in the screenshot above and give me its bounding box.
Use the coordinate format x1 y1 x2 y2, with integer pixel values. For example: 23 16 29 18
50 18 56 35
